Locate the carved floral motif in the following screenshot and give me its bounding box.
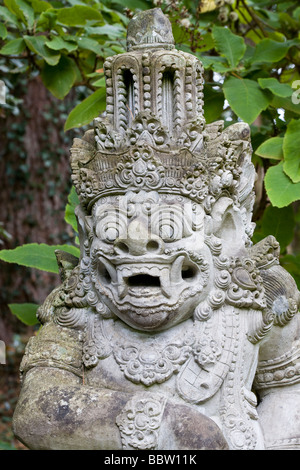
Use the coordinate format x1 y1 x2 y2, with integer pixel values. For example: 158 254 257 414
113 338 194 386
115 147 165 191
116 393 167 450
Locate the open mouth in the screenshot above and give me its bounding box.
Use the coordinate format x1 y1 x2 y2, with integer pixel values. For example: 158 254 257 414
128 273 161 288
97 255 200 301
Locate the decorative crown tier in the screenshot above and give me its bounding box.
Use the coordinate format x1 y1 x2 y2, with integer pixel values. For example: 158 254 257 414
100 8 205 139
70 121 254 214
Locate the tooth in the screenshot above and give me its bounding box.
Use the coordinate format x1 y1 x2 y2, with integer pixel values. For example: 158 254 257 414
160 267 172 298
170 255 185 284
117 269 128 299
100 257 117 282
154 267 161 277
150 266 157 276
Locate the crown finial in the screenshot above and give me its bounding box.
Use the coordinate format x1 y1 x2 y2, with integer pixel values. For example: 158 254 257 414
126 8 175 51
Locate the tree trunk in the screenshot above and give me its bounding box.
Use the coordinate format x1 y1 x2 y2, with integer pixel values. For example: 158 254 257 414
0 76 76 342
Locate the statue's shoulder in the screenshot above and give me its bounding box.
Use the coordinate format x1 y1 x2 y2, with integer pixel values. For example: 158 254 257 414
249 235 300 329
20 250 86 379
249 235 300 391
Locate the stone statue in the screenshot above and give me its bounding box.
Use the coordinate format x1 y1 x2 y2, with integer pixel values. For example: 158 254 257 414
13 8 300 451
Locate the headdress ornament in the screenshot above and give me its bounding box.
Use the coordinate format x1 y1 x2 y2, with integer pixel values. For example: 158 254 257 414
70 8 255 217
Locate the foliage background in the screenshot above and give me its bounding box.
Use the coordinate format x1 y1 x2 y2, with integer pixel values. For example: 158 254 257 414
0 0 300 449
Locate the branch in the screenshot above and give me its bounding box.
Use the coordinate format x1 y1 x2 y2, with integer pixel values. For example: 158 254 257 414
241 0 268 37
236 4 264 40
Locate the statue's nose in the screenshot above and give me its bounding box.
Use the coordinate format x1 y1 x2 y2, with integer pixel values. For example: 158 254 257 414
114 219 164 256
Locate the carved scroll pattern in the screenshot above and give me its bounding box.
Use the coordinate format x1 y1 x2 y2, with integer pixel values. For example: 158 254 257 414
220 308 258 451
116 393 167 450
113 338 194 386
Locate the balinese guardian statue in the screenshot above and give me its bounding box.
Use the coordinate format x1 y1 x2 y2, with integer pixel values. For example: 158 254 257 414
13 9 300 450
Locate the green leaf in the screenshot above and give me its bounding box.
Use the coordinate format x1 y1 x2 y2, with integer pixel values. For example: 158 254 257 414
293 6 300 21
281 254 300 290
196 32 214 53
265 161 300 207
4 0 34 29
24 35 61 65
212 25 246 68
283 119 300 183
0 23 8 39
46 36 78 53
8 303 39 326
41 55 77 99
200 55 231 73
57 5 103 26
223 77 271 124
270 95 300 116
92 76 106 88
203 86 224 124
0 5 19 26
110 0 149 9
258 77 293 98
76 36 103 55
16 0 35 28
64 87 106 131
0 37 26 55
253 205 294 251
255 136 284 160
85 24 126 40
36 9 57 30
251 38 297 64
65 186 79 233
0 243 80 273
29 0 52 13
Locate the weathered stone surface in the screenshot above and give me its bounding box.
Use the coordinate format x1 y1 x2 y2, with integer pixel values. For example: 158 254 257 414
13 8 300 450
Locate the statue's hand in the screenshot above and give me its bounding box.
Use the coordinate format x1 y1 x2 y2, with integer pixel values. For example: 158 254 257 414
159 400 229 450
116 391 228 450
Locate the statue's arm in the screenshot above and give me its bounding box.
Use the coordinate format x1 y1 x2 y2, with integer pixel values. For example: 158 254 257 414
248 239 300 449
13 319 227 450
13 366 132 450
13 363 228 451
255 312 300 450
12 318 131 450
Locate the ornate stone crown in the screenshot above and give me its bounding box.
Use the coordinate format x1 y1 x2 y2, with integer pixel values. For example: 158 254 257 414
70 8 255 218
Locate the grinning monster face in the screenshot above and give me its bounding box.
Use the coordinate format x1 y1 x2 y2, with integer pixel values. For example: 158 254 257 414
88 190 212 331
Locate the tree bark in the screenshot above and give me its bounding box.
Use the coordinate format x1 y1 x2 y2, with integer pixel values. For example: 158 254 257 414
0 76 76 341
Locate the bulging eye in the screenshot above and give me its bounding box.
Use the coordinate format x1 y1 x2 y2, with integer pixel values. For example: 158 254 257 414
144 200 154 212
159 221 175 241
103 225 119 242
95 209 127 243
151 205 186 242
127 203 135 217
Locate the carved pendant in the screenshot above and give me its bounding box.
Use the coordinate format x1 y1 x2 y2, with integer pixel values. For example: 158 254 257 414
112 320 196 386
177 305 235 403
113 338 193 386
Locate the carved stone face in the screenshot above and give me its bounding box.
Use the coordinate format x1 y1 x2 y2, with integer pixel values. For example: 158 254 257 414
89 190 211 331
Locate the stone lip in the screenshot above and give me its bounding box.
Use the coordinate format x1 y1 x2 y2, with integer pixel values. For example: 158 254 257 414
126 8 175 51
